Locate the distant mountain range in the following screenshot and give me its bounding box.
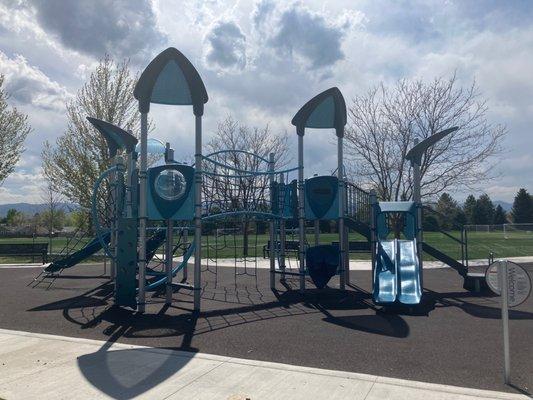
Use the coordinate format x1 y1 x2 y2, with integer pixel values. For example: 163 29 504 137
0 202 77 217
494 200 513 212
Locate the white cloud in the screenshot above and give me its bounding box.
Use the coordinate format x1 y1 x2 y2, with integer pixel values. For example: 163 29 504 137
0 51 71 111
0 0 532 203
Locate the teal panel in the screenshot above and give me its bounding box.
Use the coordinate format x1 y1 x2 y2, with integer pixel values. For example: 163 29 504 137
147 164 195 221
115 218 138 308
305 175 339 220
151 60 193 106
305 96 335 129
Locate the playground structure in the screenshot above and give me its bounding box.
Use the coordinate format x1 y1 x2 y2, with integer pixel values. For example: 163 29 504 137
35 47 482 313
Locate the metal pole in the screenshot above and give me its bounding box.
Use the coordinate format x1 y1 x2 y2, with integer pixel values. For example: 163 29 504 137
269 153 276 289
337 136 345 290
279 174 286 280
165 219 173 304
183 227 188 281
114 155 125 302
370 190 377 285
137 112 148 313
314 220 319 246
297 133 306 292
412 139 423 287
193 115 203 312
109 155 117 281
500 260 510 384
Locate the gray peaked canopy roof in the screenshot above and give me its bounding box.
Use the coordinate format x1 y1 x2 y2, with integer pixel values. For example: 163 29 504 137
291 87 347 138
134 47 208 116
86 117 138 158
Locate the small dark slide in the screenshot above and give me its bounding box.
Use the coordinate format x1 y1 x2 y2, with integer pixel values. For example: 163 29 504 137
306 245 339 289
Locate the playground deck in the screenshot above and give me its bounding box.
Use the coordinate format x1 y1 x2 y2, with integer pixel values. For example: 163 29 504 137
0 264 532 396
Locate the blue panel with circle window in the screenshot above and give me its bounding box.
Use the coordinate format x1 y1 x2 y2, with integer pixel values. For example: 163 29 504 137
147 164 195 220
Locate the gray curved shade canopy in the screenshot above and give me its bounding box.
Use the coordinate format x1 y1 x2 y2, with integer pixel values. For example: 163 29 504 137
405 127 459 165
291 87 347 137
86 117 138 158
134 47 208 116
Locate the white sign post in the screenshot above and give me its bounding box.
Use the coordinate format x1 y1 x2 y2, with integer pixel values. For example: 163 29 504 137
485 260 532 384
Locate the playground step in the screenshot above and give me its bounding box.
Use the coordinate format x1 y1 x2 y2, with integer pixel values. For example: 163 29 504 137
0 328 528 400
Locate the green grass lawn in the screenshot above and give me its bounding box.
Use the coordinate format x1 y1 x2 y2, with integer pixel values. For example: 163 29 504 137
0 230 531 264
202 230 533 261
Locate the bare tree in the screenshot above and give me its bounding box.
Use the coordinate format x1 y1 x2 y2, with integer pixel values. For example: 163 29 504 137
345 75 505 202
42 55 146 208
204 116 289 255
0 75 31 186
41 180 65 254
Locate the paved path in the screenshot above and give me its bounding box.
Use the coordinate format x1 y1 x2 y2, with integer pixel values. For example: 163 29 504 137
4 255 533 271
0 329 529 400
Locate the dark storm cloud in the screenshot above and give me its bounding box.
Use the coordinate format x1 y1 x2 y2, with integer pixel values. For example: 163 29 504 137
257 3 349 70
29 0 165 60
205 20 246 70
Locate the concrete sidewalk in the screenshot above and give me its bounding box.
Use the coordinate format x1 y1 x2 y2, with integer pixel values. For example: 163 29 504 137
0 329 528 400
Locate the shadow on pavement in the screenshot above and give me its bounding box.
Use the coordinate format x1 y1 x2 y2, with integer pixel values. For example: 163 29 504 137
77 325 194 400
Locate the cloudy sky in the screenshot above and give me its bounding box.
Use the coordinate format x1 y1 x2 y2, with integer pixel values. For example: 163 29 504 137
0 0 532 204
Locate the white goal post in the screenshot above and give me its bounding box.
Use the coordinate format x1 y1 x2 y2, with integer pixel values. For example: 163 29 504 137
464 223 533 239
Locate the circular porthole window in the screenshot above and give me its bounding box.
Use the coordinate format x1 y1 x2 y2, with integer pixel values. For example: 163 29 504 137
154 169 187 201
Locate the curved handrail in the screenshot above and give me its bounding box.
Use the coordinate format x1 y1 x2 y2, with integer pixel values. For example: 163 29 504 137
201 153 299 176
202 210 284 221
144 241 196 291
205 149 271 163
91 166 118 259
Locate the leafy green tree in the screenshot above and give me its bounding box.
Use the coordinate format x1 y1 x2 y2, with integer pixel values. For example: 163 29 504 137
463 195 477 224
40 209 66 232
42 56 143 208
70 210 90 232
5 208 24 227
473 193 495 224
0 75 32 186
511 188 533 223
493 205 507 225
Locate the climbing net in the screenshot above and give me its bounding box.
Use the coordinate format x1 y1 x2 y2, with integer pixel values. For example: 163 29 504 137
201 150 299 286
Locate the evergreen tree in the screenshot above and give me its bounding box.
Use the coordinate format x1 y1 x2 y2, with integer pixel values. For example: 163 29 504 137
511 188 533 223
474 193 495 224
435 192 461 229
454 209 468 227
493 205 507 225
463 195 477 224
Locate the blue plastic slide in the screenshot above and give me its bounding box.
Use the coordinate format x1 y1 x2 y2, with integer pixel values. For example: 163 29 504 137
45 232 111 273
397 239 422 304
373 240 397 303
373 239 422 305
